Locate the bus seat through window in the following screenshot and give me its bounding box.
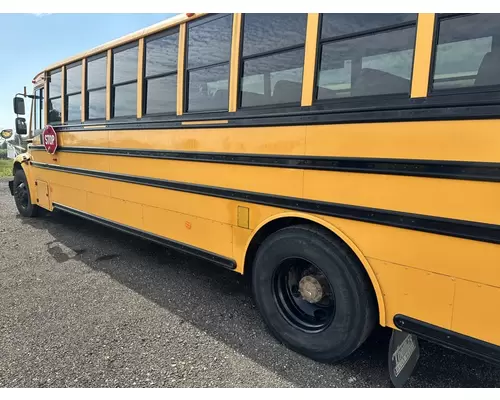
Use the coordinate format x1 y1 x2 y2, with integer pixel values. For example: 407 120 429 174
474 51 500 87
351 68 410 97
272 80 302 104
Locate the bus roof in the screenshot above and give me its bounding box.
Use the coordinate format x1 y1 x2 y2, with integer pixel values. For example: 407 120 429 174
35 12 205 81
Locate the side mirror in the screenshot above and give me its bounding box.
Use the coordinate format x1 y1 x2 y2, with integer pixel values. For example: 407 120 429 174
13 97 25 115
15 117 27 136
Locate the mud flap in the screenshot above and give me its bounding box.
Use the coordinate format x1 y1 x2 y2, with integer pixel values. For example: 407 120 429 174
388 329 420 388
8 180 14 196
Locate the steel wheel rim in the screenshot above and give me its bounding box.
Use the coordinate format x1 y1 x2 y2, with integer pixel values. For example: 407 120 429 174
272 257 336 333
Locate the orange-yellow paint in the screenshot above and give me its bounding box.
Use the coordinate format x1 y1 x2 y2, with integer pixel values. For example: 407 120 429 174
301 13 319 106
177 24 186 116
411 14 436 98
452 280 500 345
81 58 86 122
137 39 145 119
229 14 242 112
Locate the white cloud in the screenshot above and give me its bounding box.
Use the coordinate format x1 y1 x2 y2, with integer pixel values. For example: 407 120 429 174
32 13 52 17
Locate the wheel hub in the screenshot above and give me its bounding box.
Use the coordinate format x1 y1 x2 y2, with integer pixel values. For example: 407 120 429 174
273 257 336 332
298 275 324 303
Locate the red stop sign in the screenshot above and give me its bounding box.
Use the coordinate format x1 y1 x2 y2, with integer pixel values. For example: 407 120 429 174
42 125 58 154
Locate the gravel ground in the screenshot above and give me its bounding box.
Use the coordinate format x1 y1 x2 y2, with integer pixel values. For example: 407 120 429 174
0 177 499 388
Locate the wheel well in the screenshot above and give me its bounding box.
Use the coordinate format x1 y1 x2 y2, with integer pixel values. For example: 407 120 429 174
243 216 379 320
243 217 304 280
12 161 23 175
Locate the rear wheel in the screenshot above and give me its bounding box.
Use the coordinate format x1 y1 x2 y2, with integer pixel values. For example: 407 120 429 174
252 224 377 362
13 168 39 218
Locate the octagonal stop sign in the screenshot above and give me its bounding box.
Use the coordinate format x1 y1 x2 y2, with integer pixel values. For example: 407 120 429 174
42 125 58 154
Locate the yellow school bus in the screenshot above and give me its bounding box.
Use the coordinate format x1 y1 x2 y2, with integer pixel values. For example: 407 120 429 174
8 13 500 385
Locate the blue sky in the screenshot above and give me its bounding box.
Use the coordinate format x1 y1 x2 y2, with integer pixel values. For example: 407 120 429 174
0 13 176 130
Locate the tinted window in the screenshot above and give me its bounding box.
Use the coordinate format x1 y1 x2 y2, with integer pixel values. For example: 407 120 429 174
87 55 107 90
316 15 416 101
34 92 38 130
187 64 229 112
187 15 232 69
67 94 81 122
65 62 82 122
321 14 417 39
185 15 232 112
66 63 82 94
113 45 138 84
432 14 500 91
48 70 61 98
112 43 138 118
48 70 61 124
88 89 106 120
39 88 44 129
146 32 179 77
243 14 307 57
146 75 177 114
241 49 305 107
34 89 42 130
87 54 107 121
48 97 61 124
144 30 179 115
239 13 307 108
113 83 137 117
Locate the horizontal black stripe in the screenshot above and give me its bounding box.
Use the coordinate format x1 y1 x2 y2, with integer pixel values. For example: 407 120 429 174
49 95 500 132
29 145 500 183
53 202 236 270
31 161 500 245
394 315 500 366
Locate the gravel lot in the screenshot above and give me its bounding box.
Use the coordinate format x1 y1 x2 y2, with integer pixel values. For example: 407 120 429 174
0 177 499 388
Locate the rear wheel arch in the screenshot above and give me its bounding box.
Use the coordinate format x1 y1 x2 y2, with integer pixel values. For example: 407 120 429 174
242 212 386 326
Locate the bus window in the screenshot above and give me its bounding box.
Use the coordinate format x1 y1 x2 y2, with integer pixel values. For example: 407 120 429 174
65 61 82 122
112 43 139 118
240 13 307 108
33 89 39 130
33 88 44 130
47 69 62 124
315 14 417 101
87 53 107 120
185 14 232 112
144 29 179 115
431 14 500 92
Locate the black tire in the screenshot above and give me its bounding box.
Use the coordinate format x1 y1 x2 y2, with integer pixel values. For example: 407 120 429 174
252 224 377 363
13 168 39 218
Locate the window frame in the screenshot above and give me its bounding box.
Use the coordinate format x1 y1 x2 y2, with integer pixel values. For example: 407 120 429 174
143 27 180 117
313 13 419 106
85 52 107 121
237 13 308 111
47 67 62 125
184 13 233 114
427 13 500 98
111 41 139 119
64 60 83 123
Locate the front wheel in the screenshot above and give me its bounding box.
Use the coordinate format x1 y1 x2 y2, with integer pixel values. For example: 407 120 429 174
13 168 39 218
252 224 377 363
